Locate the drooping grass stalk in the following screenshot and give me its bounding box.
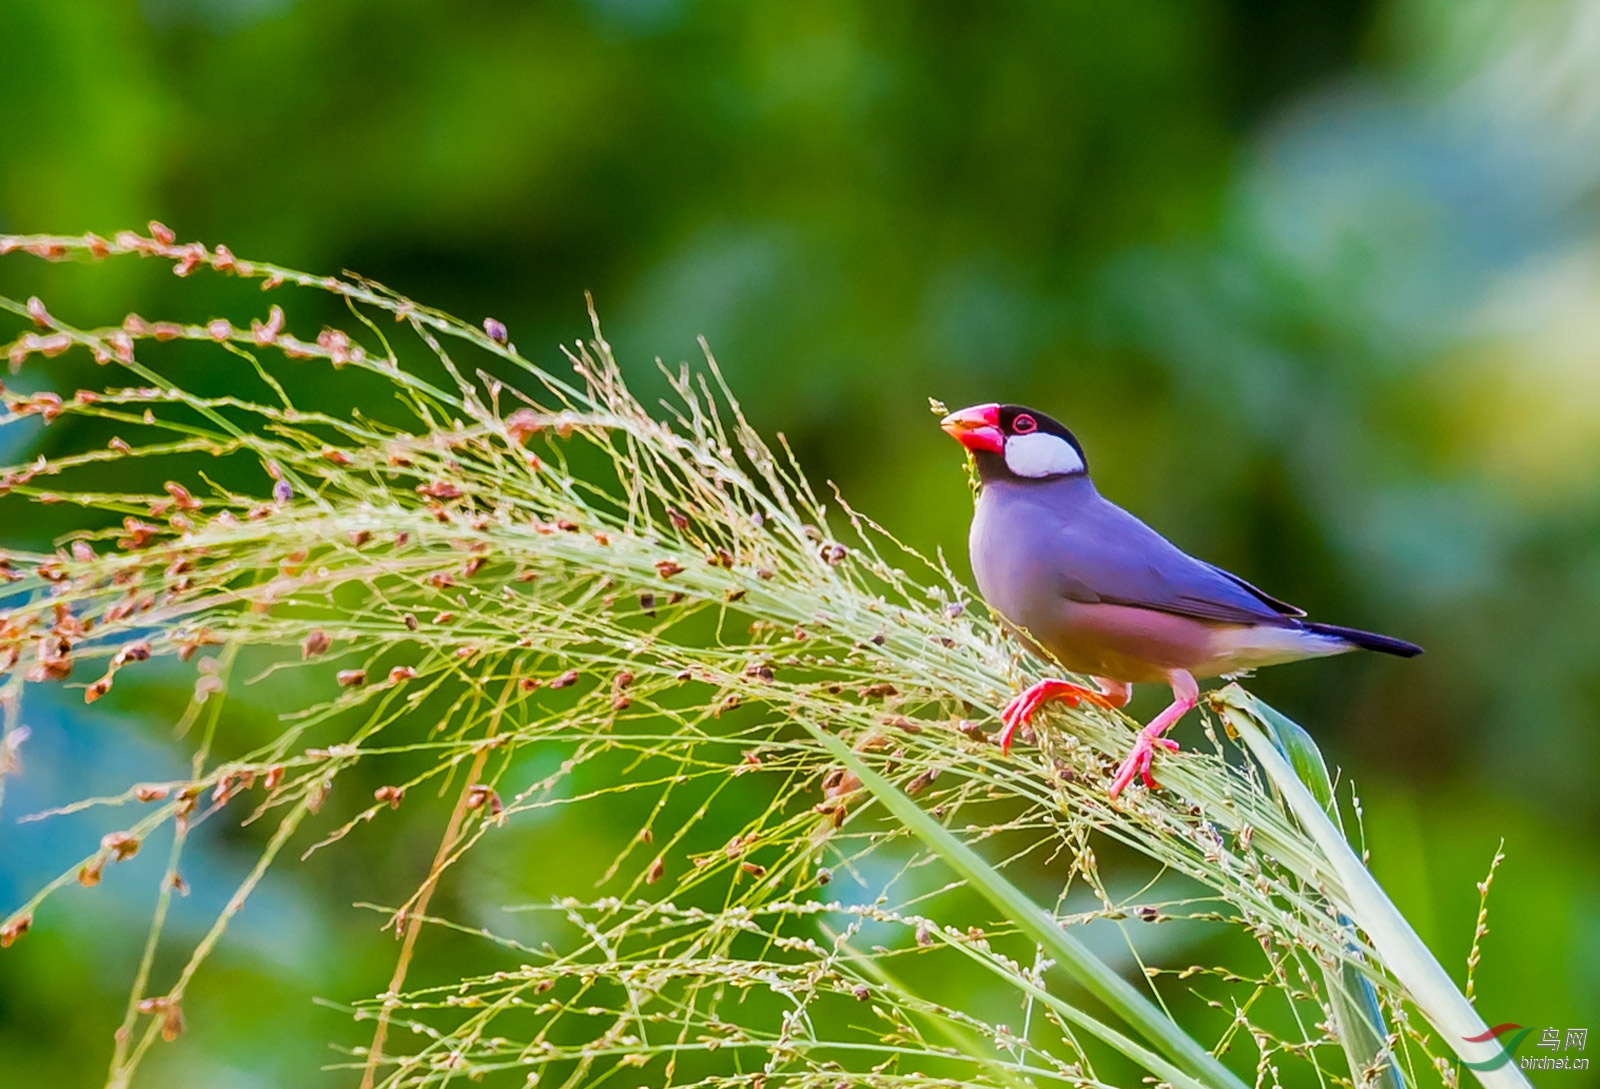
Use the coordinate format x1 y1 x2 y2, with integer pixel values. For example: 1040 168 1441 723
0 227 1519 1089
1207 680 1408 1089
1214 687 1531 1089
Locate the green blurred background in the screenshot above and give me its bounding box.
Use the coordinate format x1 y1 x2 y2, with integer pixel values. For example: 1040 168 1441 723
3 1 1598 1084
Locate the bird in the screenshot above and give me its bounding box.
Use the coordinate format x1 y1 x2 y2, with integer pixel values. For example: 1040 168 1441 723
939 402 1421 797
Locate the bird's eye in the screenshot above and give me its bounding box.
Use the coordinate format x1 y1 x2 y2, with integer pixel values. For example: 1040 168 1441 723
1012 414 1037 434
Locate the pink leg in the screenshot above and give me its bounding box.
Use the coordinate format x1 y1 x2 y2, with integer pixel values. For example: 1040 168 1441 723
1108 670 1197 798
997 676 1129 755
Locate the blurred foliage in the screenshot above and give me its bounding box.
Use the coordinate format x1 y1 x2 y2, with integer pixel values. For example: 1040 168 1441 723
1 1 1597 1085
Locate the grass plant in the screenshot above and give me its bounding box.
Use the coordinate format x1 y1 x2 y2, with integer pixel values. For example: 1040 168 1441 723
0 228 1527 1089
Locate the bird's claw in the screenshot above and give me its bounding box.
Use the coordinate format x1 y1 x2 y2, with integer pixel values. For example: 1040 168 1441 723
997 679 1110 755
1108 729 1181 798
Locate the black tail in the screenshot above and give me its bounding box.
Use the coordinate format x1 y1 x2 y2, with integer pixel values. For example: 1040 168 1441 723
1302 622 1423 658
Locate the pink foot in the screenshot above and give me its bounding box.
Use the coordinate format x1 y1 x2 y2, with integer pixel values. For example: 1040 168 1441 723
998 679 1111 755
1107 672 1197 798
1108 726 1181 797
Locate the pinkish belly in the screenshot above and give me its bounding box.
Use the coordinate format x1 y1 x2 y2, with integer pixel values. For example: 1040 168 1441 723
1022 600 1240 683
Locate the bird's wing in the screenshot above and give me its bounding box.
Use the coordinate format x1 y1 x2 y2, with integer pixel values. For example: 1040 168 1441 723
1050 495 1304 626
1199 562 1306 618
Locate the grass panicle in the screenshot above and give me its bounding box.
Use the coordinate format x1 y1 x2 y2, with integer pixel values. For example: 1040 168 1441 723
0 228 1525 1088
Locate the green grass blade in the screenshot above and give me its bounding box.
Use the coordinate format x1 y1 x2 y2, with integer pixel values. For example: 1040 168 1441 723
1249 697 1342 821
808 725 1250 1089
1243 694 1407 1089
1213 685 1533 1089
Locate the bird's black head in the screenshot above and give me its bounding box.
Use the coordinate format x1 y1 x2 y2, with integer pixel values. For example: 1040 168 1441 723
939 403 1088 482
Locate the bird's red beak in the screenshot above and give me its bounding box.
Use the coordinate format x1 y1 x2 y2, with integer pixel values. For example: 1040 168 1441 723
940 403 1003 454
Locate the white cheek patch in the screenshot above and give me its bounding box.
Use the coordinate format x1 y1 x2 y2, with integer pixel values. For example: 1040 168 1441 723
1004 432 1085 477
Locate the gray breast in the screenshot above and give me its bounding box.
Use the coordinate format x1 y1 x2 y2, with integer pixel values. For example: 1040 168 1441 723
968 477 1089 641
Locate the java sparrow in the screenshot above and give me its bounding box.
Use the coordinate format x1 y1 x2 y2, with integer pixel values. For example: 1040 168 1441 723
940 403 1421 797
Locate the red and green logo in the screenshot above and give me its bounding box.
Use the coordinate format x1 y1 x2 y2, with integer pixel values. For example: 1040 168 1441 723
1462 1024 1534 1070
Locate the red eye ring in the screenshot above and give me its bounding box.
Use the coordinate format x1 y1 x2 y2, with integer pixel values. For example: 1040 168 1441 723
1012 413 1037 434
